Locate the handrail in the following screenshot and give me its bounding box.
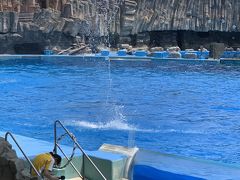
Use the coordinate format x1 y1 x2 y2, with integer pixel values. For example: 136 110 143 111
54 120 107 180
5 132 41 178
56 144 83 179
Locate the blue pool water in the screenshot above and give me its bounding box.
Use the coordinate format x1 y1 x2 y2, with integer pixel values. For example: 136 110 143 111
1 58 240 166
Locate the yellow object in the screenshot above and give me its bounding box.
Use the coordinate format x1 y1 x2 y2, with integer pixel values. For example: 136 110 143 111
31 153 55 177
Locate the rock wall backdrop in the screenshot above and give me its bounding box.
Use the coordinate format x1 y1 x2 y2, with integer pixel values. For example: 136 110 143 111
0 137 30 180
0 0 239 53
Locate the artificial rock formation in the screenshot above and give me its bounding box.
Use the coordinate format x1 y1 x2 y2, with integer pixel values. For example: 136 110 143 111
0 0 239 53
122 0 240 33
120 0 240 48
0 137 30 180
0 0 123 53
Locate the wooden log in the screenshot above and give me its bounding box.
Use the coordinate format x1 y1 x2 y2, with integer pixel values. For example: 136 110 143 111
57 47 72 55
68 46 87 55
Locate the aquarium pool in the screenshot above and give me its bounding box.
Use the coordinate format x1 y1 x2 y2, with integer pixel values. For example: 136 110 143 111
1 57 240 166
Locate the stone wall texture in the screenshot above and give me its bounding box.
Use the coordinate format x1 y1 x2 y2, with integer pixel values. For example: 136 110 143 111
0 0 239 53
121 0 240 35
0 137 30 180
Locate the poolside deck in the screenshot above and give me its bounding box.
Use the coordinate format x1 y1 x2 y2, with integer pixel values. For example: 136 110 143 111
0 132 127 180
2 131 240 179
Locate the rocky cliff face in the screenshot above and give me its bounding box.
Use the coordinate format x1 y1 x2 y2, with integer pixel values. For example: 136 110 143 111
121 0 240 34
120 0 240 48
0 0 239 53
0 137 30 180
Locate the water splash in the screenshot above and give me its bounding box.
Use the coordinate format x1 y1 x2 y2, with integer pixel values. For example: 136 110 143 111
65 119 136 131
128 129 136 148
67 105 147 133
62 119 157 133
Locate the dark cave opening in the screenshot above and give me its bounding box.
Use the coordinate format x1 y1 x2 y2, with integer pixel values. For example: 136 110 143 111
37 0 48 9
149 30 240 50
14 43 44 54
176 31 184 50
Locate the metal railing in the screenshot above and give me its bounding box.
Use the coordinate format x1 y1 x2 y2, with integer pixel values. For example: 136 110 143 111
5 132 41 178
53 120 107 180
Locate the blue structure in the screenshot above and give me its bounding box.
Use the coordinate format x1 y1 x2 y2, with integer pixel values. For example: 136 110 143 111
117 49 127 56
97 49 210 60
180 51 209 59
101 49 110 56
152 51 168 58
221 51 240 58
134 50 148 57
43 50 54 55
197 51 210 59
152 51 209 60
